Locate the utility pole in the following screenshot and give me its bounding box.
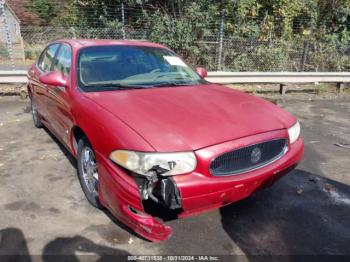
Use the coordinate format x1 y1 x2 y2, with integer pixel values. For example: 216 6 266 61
121 1 126 39
0 0 15 70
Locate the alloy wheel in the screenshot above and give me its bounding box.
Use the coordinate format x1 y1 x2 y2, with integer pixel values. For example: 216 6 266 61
80 146 98 195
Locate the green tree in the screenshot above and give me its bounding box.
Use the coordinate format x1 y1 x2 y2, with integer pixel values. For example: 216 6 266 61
142 1 217 66
27 0 58 25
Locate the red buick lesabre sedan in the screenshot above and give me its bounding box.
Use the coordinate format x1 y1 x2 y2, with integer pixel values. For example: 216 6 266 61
27 39 304 242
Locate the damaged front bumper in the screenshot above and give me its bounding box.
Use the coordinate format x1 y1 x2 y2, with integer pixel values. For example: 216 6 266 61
95 131 304 242
95 151 173 242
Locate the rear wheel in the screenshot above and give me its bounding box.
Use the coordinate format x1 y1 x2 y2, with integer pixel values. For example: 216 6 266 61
31 98 43 128
77 137 101 208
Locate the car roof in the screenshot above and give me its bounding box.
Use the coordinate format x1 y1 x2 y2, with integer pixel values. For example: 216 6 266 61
54 39 169 50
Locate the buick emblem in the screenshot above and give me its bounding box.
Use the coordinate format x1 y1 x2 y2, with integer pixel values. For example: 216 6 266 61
251 147 262 163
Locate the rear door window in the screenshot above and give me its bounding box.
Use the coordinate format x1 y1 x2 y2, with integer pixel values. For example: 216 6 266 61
38 44 60 72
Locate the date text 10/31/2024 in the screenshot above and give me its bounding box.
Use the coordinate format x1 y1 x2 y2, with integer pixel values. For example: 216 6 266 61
127 255 220 261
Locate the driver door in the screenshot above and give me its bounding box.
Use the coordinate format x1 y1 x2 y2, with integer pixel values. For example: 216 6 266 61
46 43 74 147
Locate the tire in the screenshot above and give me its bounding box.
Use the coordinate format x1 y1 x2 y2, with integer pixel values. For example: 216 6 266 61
77 137 102 208
31 98 43 128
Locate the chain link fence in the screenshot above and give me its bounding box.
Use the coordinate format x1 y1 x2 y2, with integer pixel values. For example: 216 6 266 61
1 25 350 72
217 37 350 72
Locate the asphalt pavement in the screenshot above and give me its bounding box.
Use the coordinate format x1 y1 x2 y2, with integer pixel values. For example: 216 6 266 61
0 94 349 260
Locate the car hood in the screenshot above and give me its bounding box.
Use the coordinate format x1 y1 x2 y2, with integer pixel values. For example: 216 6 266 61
83 84 296 151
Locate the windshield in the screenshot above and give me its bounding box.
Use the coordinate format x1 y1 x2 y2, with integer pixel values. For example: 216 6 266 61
77 45 206 91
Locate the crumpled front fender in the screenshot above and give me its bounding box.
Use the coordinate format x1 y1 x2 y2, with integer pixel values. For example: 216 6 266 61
95 152 172 242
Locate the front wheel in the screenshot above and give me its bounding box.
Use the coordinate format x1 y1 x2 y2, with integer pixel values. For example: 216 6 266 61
31 98 43 128
77 137 101 208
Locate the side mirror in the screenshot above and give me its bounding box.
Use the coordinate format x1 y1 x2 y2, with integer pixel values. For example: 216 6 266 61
195 67 208 78
39 71 67 88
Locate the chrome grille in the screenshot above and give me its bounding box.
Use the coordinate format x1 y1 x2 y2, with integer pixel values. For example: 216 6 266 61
210 139 288 176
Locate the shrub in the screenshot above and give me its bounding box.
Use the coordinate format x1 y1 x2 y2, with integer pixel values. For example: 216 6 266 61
307 42 350 71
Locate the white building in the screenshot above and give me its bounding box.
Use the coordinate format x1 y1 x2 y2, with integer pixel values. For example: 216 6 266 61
0 1 24 60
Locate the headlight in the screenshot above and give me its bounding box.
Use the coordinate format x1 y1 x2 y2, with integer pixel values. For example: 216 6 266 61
288 121 301 144
109 150 197 176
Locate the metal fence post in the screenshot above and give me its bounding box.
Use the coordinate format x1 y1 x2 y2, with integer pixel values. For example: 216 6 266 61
300 40 310 72
121 1 126 39
0 0 15 70
71 27 76 39
217 13 224 71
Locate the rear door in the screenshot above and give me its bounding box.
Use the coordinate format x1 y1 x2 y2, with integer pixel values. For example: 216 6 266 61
46 43 74 146
31 43 60 122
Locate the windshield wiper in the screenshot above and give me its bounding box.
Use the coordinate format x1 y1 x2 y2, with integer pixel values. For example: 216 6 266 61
150 82 193 88
84 82 148 90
